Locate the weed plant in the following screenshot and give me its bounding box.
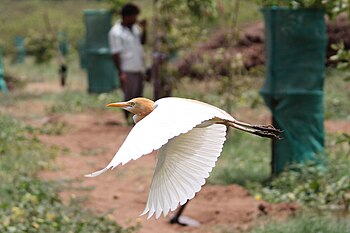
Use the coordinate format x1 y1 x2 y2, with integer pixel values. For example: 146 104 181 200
240 132 350 211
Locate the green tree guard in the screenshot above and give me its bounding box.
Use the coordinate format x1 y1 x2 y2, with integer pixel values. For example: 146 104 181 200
78 38 87 69
261 8 327 174
14 36 25 64
84 9 119 93
0 48 8 92
58 32 69 57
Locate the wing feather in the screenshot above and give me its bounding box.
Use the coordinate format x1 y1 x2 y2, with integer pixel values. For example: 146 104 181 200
85 97 232 177
142 123 227 219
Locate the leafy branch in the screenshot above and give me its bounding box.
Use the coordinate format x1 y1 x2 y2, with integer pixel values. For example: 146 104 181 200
258 0 349 18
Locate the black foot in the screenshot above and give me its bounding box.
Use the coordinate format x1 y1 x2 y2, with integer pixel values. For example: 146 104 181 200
252 125 283 140
252 124 283 134
253 130 283 140
170 215 200 227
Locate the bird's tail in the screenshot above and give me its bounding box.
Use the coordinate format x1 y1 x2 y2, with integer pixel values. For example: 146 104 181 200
224 119 283 140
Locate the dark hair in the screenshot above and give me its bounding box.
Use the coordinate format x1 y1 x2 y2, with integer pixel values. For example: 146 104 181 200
121 3 140 17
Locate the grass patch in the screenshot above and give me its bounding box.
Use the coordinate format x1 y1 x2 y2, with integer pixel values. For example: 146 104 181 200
1 57 123 115
0 114 139 232
46 90 122 114
252 213 350 233
1 0 261 56
0 0 109 54
0 89 123 117
325 69 350 120
209 130 270 185
3 56 85 84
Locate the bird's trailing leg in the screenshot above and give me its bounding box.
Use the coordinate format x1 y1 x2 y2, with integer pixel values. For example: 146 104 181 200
221 119 283 140
170 202 200 227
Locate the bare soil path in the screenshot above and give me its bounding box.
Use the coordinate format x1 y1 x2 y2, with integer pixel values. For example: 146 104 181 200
3 81 348 233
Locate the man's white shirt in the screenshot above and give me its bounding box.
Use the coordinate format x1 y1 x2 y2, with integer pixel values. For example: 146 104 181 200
109 21 145 72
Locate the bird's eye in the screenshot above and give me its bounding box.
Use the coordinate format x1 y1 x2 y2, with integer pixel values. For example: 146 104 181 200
129 102 136 107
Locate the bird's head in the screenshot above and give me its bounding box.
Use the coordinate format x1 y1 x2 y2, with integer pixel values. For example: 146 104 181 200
107 97 154 123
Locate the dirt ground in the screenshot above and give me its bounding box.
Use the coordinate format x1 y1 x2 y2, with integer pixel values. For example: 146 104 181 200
5 83 346 233
35 107 349 233
37 110 298 233
0 82 302 232
1 80 349 232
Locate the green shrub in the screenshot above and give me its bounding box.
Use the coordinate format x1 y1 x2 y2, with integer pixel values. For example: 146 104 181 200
248 133 350 211
26 32 57 64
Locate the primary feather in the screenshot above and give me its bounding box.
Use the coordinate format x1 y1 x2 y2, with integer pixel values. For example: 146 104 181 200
142 123 227 219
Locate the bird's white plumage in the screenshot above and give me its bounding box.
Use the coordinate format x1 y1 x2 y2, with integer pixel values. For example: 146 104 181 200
141 123 227 219
86 97 233 177
85 97 235 218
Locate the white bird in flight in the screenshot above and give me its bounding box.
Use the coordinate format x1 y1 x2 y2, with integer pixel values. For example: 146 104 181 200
86 97 281 219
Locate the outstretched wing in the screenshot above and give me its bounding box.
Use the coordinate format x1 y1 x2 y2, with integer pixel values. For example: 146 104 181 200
85 97 232 177
142 124 227 219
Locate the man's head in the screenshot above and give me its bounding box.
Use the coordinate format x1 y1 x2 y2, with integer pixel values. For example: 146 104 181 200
121 3 140 26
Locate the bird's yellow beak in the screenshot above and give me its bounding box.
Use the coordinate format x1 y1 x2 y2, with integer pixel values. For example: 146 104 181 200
106 102 131 108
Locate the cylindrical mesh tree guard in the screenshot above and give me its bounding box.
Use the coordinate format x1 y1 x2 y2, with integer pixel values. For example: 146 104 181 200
58 32 68 57
84 9 118 93
261 8 327 174
0 48 8 92
78 38 87 69
14 36 25 64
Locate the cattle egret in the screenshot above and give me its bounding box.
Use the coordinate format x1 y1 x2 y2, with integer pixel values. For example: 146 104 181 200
86 97 281 219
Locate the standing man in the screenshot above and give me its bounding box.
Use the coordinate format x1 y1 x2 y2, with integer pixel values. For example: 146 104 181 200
109 3 147 122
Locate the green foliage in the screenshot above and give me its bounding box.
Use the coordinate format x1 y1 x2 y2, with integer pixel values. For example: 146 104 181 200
324 69 350 120
0 115 53 176
47 91 122 114
0 0 110 55
330 43 350 80
27 121 69 136
3 57 59 83
0 115 138 232
209 130 270 185
155 0 217 54
248 133 350 211
252 213 350 233
106 0 128 14
0 177 139 233
185 0 218 19
258 0 349 18
26 32 57 64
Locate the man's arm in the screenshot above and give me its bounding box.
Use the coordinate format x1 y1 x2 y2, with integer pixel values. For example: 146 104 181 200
139 19 147 45
112 53 122 73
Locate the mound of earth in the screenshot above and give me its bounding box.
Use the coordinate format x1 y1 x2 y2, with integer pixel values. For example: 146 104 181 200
177 14 350 79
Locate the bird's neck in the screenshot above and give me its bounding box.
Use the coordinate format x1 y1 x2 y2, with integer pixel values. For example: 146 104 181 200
133 112 151 123
132 101 154 123
133 114 143 123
